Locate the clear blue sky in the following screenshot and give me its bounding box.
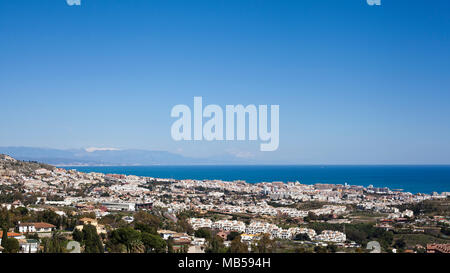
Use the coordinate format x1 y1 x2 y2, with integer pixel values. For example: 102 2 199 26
1 0 450 164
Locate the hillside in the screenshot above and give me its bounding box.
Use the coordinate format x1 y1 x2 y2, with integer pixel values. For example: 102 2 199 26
0 154 55 176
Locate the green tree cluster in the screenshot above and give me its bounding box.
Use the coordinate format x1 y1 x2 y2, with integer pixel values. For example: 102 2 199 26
106 226 166 253
71 224 104 253
41 232 67 253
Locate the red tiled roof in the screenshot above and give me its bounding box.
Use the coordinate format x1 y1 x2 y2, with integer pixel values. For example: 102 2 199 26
19 222 56 228
33 222 56 229
0 231 23 238
427 244 450 253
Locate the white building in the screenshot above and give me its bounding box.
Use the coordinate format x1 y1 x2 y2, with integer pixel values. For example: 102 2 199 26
19 239 40 253
101 202 135 211
18 222 56 233
314 230 346 243
157 230 177 240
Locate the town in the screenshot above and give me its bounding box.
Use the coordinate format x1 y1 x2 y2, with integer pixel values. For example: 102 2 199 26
0 154 449 253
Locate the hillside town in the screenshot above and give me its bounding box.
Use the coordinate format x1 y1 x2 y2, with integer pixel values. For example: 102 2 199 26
0 154 449 253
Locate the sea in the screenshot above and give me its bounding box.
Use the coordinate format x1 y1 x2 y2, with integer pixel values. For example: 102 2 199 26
62 165 450 194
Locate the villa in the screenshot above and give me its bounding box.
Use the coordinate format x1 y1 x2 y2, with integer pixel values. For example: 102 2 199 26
17 222 56 233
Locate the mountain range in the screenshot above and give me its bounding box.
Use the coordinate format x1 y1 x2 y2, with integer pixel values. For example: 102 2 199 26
0 147 259 166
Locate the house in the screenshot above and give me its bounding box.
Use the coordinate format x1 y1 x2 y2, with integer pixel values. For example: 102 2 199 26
135 203 153 210
0 231 25 245
18 222 56 233
34 168 51 175
79 217 98 226
157 230 177 240
172 233 192 251
191 237 206 246
188 245 205 253
240 233 260 243
101 202 135 211
19 239 40 253
75 218 107 234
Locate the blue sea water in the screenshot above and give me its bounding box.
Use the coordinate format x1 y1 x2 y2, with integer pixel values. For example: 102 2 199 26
62 165 450 194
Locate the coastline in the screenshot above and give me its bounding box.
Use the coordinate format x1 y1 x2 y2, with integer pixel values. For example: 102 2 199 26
61 165 450 194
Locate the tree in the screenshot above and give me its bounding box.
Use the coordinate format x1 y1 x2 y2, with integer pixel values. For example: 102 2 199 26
227 231 240 241
167 238 174 253
378 230 394 250
206 235 226 253
0 208 11 231
72 228 84 242
441 225 450 236
393 238 406 250
133 211 161 231
345 228 367 243
4 238 20 253
314 246 328 253
305 212 318 222
82 224 104 253
230 236 248 253
194 228 212 240
176 219 194 235
327 244 337 253
141 232 166 253
36 210 60 227
134 222 156 234
105 238 125 253
1 228 7 248
255 234 275 253
293 233 310 241
41 233 67 253
108 227 140 253
129 239 146 253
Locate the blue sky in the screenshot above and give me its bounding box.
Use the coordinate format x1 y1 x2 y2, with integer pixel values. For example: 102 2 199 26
1 0 450 164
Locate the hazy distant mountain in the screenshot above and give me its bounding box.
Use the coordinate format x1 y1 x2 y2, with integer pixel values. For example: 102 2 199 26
0 147 257 166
